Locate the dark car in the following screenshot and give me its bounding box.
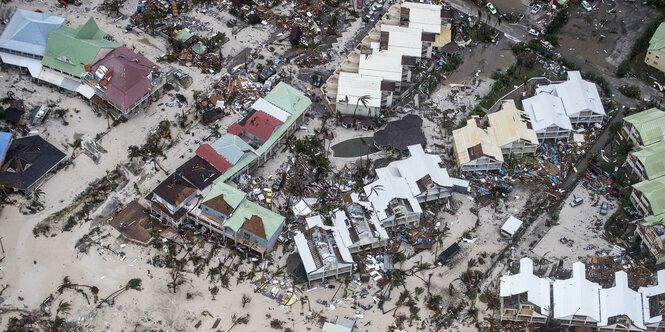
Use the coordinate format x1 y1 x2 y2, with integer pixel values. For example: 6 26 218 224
588 158 601 167
312 74 323 87
272 176 284 192
600 202 609 215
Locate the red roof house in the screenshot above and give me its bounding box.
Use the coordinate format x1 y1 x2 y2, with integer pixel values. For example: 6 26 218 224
227 111 283 143
90 46 162 113
196 144 233 173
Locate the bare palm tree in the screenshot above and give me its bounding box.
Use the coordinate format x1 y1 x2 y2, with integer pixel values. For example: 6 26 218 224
352 95 371 119
97 278 142 308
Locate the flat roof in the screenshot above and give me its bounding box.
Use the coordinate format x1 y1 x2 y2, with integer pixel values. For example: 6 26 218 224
381 25 423 58
358 51 403 82
336 72 382 108
401 2 442 34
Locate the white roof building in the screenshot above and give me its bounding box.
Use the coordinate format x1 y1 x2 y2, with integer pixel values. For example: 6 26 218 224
358 51 403 82
400 2 443 34
536 71 605 119
552 262 601 323
336 72 382 108
362 145 454 221
500 258 551 317
294 216 354 283
522 93 573 133
599 271 645 330
251 98 291 123
332 205 389 253
381 25 423 58
501 215 523 237
639 270 665 328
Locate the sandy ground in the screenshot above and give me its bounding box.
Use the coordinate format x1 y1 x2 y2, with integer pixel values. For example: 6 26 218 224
532 183 617 267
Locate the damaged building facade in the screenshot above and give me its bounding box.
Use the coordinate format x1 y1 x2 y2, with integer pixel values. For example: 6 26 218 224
500 258 665 331
323 2 449 117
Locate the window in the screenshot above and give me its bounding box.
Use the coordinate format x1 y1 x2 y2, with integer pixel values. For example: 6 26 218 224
243 232 250 239
257 239 264 245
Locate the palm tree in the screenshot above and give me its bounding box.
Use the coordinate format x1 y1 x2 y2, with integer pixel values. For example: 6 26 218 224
32 188 44 206
352 95 370 119
51 300 71 330
367 184 384 198
97 278 142 308
432 223 450 264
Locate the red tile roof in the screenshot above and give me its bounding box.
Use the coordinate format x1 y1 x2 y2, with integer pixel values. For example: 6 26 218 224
196 144 232 173
230 111 283 142
91 46 160 112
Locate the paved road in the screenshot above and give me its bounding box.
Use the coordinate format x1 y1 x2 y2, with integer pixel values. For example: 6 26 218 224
444 0 530 43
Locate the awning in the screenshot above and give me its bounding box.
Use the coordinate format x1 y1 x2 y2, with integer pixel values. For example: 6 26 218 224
75 84 95 99
0 52 43 78
38 70 65 86
61 77 81 92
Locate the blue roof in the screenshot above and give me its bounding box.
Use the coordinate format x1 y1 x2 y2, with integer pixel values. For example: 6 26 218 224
0 9 65 56
210 133 255 165
0 132 11 157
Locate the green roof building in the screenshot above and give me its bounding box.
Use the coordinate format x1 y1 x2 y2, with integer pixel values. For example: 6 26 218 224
622 108 665 147
198 182 284 254
214 82 312 183
322 322 352 332
631 176 665 218
42 17 120 78
174 29 193 43
647 24 665 74
628 142 665 181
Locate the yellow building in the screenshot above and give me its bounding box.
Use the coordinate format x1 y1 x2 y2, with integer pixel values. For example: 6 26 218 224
645 23 665 73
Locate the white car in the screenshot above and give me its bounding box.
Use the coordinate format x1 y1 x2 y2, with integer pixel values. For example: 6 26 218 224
528 28 540 36
531 4 542 14
486 2 497 14
581 0 592 11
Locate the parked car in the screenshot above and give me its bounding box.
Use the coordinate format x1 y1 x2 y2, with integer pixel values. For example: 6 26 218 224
570 197 583 207
265 189 273 204
371 2 382 11
487 2 498 14
357 0 363 9
528 28 540 36
531 4 542 14
581 0 592 11
588 157 601 167
272 177 284 192
600 202 609 215
312 74 323 87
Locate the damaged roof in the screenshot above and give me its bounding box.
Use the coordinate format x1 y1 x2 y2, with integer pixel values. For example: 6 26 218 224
0 135 66 191
452 116 504 165
488 100 539 148
90 46 161 112
109 200 155 245
227 110 284 142
175 155 221 190
149 173 196 207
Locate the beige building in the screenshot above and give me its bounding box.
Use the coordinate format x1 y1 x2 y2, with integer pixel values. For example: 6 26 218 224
488 100 539 157
646 22 665 73
453 116 504 172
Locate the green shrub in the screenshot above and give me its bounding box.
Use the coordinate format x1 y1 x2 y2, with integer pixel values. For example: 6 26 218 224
618 85 640 99
616 60 631 77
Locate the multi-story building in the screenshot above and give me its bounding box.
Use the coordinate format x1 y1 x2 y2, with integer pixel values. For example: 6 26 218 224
499 258 550 324
621 108 665 147
522 92 573 141
535 71 605 125
630 176 665 220
488 100 539 157
552 262 602 326
332 205 389 254
453 116 504 172
645 22 665 73
627 142 665 181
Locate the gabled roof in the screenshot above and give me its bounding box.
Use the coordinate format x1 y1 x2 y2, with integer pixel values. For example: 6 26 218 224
214 83 311 183
175 155 221 190
90 46 160 112
42 17 120 77
499 258 551 316
363 144 453 220
263 82 312 116
227 111 283 142
631 142 665 180
639 270 665 326
174 29 193 43
0 9 65 56
599 271 644 330
358 51 403 82
452 116 504 165
209 133 255 165
251 98 291 122
536 71 605 118
336 72 382 108
552 262 601 321
401 2 442 34
649 22 665 51
623 108 665 146
202 182 246 212
522 92 573 133
150 173 196 207
380 24 423 58
224 199 285 240
0 135 66 191
632 176 665 216
488 100 539 148
196 144 233 173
